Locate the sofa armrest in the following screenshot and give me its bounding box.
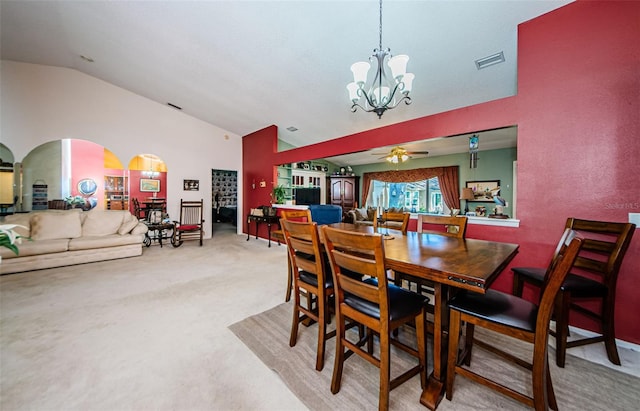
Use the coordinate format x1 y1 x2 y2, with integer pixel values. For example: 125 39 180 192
130 222 149 235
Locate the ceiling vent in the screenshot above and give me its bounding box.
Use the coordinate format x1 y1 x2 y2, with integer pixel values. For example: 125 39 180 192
475 51 505 70
167 102 182 110
286 126 298 132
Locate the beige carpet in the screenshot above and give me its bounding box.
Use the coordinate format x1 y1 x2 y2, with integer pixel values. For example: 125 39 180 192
230 301 640 411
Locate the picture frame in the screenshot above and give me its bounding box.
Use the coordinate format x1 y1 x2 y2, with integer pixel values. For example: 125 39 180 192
465 180 500 202
140 178 161 193
183 179 199 191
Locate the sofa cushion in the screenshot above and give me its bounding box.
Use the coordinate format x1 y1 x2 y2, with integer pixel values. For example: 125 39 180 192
367 207 377 220
30 211 82 240
2 213 32 237
354 207 368 221
0 238 69 259
69 234 142 251
82 210 126 236
118 213 140 235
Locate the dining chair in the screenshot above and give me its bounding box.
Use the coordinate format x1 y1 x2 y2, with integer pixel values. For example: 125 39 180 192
396 215 468 296
171 199 205 247
512 218 635 367
277 209 313 302
446 229 583 411
282 218 335 371
131 198 144 220
322 225 429 411
417 214 468 237
379 211 410 234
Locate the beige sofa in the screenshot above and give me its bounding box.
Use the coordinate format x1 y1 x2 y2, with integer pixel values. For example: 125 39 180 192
0 209 148 275
347 207 409 230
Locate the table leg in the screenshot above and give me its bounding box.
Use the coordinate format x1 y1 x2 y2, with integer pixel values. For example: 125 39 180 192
267 222 272 247
420 283 449 410
246 218 250 241
255 220 259 239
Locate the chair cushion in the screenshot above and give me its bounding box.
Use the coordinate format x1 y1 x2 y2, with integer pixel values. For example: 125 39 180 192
344 279 429 322
512 267 607 297
299 270 333 289
308 204 343 225
178 224 200 231
448 289 538 333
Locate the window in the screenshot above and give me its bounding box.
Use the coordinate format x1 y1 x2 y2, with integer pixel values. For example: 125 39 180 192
367 177 444 214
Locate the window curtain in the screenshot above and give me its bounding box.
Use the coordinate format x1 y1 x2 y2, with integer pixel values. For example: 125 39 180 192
361 166 460 210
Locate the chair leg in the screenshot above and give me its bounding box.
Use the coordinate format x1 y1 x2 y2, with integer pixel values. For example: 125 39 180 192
315 293 327 371
445 309 462 400
512 272 525 297
289 287 301 347
546 358 558 410
463 322 475 366
285 259 293 302
415 309 428 389
555 291 571 368
331 312 346 394
379 331 391 411
532 333 550 411
602 293 621 365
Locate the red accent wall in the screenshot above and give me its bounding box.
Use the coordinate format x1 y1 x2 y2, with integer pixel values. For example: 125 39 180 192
243 125 279 238
242 1 640 343
70 139 104 207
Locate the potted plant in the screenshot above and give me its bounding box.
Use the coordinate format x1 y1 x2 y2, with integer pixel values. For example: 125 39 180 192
0 224 26 256
272 185 287 205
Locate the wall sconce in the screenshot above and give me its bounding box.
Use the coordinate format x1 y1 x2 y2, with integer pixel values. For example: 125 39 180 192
460 188 475 215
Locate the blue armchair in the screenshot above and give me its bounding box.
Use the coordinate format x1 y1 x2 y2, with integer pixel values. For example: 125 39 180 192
308 204 343 225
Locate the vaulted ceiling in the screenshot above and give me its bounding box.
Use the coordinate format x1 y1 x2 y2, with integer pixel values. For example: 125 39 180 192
1 0 572 155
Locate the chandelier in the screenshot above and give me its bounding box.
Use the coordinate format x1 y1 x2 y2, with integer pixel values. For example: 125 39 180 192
386 147 410 164
347 0 414 118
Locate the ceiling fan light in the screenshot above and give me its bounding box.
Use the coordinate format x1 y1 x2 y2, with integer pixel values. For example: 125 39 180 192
388 54 409 79
351 61 370 85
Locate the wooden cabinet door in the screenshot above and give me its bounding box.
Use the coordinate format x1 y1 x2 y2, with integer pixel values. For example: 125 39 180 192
329 178 343 206
342 179 356 208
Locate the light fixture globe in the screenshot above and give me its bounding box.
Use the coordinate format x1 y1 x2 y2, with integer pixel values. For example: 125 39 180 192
347 0 414 118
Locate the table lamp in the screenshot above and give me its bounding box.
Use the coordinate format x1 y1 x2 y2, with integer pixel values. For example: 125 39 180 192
460 188 475 215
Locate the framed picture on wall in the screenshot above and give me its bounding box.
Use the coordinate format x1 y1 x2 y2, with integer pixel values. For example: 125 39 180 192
183 179 199 191
140 178 161 192
465 180 500 202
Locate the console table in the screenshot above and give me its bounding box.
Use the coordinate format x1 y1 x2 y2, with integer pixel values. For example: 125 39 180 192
246 214 280 247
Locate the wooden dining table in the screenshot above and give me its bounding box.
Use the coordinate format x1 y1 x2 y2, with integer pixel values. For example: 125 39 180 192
326 223 519 410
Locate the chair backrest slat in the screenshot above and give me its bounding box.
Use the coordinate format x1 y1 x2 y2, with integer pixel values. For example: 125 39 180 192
322 226 389 311
281 219 325 284
565 217 635 283
417 214 468 238
537 231 583 331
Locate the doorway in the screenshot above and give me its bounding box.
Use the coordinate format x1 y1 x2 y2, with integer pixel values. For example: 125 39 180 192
212 169 238 233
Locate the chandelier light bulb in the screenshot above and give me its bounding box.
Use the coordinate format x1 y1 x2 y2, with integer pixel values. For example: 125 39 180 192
351 62 371 85
388 54 409 79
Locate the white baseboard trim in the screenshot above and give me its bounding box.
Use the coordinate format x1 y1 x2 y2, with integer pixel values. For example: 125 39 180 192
568 325 640 352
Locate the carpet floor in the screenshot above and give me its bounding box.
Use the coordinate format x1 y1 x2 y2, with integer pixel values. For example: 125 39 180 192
230 301 640 411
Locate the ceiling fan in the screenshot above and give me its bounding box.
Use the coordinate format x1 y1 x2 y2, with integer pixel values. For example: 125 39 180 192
373 146 429 164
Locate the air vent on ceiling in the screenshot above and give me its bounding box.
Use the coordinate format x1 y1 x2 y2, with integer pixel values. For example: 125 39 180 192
167 102 182 110
475 51 505 70
286 126 298 132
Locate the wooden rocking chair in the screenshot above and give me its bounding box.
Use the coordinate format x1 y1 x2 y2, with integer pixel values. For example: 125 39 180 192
171 199 205 247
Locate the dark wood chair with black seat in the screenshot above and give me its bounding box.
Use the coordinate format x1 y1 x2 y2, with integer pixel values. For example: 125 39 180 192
171 199 205 247
131 198 144 220
276 209 312 302
512 218 635 367
446 229 584 411
282 218 334 371
322 225 429 411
